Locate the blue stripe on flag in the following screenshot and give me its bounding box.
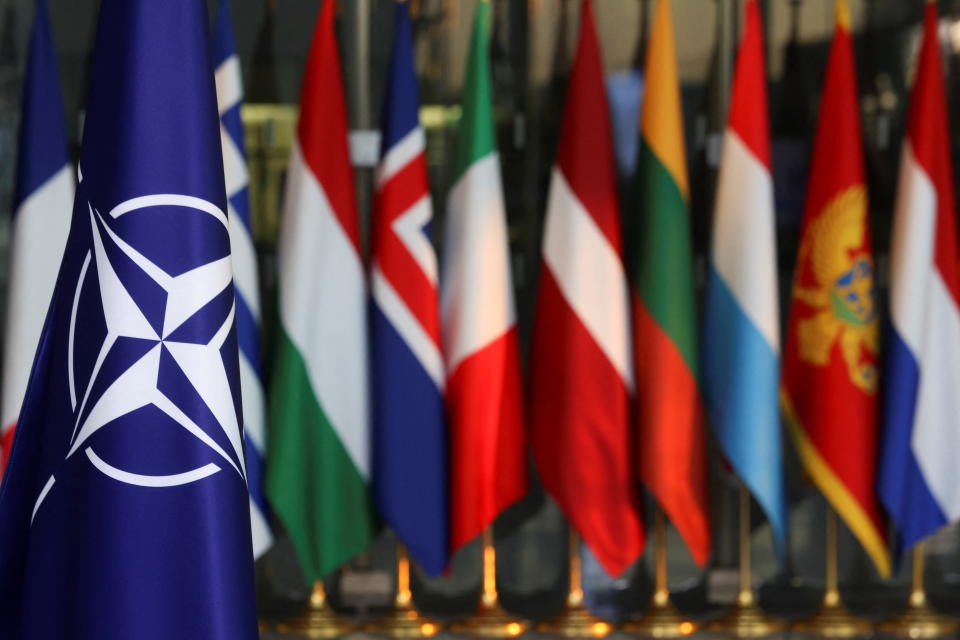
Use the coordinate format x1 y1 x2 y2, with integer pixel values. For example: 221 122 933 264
15 0 69 210
703 266 787 545
234 293 261 373
878 327 946 551
370 305 448 575
379 4 421 152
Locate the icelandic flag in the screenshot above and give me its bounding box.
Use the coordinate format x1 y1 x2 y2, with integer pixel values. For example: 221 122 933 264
703 0 787 546
879 3 960 551
0 0 73 475
212 0 272 559
370 0 448 575
0 2 258 638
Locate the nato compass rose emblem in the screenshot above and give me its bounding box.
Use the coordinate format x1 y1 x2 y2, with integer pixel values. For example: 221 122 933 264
31 192 246 523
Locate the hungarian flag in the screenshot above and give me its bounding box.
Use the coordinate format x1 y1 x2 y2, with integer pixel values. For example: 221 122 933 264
879 3 960 552
267 0 376 582
370 1 448 575
441 0 527 553
703 0 787 548
632 0 710 567
781 0 889 577
1 0 73 475
530 0 645 578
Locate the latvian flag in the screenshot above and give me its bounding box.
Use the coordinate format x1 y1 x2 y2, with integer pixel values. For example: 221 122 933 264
370 1 448 575
878 2 960 551
1 0 73 475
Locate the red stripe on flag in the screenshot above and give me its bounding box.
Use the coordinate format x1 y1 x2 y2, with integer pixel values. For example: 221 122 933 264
447 329 527 552
728 0 771 169
633 296 710 567
531 268 645 576
297 0 361 253
1 422 14 476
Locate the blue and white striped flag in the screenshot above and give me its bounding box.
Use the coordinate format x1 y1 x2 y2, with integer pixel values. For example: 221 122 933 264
212 0 272 558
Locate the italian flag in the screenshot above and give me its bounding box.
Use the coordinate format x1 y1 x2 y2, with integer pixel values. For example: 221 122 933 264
266 0 376 583
441 0 527 553
632 0 710 567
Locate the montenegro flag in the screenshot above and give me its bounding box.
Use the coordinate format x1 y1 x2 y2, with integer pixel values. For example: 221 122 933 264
781 1 889 577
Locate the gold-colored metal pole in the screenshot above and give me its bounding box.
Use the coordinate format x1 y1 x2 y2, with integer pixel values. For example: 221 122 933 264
536 530 613 636
272 579 357 638
709 485 784 635
878 542 958 638
791 507 871 637
621 508 697 636
365 543 443 637
448 527 528 637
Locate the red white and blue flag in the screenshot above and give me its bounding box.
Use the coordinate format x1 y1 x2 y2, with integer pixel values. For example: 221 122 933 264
878 2 960 551
0 0 73 476
370 1 448 575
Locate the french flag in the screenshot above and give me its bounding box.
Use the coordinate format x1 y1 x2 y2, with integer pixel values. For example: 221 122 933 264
878 2 960 551
0 0 73 475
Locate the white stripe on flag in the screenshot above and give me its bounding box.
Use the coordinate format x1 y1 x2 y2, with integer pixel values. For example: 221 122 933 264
376 127 425 187
279 142 370 479
391 195 438 285
221 125 249 198
710 131 780 352
542 167 633 389
215 56 243 115
228 201 261 320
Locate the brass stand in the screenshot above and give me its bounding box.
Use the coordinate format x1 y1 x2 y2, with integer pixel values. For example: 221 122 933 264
366 544 443 637
709 485 785 636
535 531 612 637
792 509 871 637
449 527 528 637
273 580 357 638
621 509 698 637
878 544 958 638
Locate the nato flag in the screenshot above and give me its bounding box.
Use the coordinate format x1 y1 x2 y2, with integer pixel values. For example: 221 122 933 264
0 1 259 638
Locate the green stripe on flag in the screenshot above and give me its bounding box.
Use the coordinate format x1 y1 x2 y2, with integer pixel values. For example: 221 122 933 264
633 140 698 375
453 1 497 182
266 329 377 583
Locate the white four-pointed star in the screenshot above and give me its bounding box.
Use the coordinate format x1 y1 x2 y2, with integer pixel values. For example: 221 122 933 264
66 199 245 485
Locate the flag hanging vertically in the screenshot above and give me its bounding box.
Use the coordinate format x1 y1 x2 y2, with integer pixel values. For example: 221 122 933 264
878 2 960 552
0 1 259 637
441 0 527 553
782 0 889 577
212 0 272 560
267 0 376 582
530 0 645 578
703 0 787 547
632 0 710 567
0 0 73 475
370 0 448 576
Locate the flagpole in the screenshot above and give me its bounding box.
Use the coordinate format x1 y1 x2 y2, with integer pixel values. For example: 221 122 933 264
273 579 356 638
877 542 958 638
365 543 443 637
449 527 528 637
792 507 871 637
535 530 613 637
709 484 784 635
622 508 697 637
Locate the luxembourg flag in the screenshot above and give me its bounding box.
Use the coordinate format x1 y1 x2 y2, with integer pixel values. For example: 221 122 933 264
0 0 73 474
702 0 786 546
212 0 272 558
878 2 960 551
370 0 448 576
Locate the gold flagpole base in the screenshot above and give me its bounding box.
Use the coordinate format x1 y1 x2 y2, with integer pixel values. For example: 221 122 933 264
535 604 613 637
272 583 357 639
790 601 872 638
708 599 785 637
365 606 443 638
448 600 528 638
877 601 959 638
621 599 698 638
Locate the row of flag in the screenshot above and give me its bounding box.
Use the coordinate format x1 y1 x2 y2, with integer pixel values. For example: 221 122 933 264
0 0 957 636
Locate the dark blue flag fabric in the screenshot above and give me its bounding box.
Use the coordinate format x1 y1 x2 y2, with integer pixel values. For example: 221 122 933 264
0 1 259 638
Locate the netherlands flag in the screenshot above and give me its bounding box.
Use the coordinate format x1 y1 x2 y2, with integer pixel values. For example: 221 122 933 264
879 2 960 551
370 1 448 575
0 0 73 475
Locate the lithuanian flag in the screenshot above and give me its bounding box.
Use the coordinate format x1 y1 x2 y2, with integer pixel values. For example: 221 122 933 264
781 1 889 577
632 0 710 567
